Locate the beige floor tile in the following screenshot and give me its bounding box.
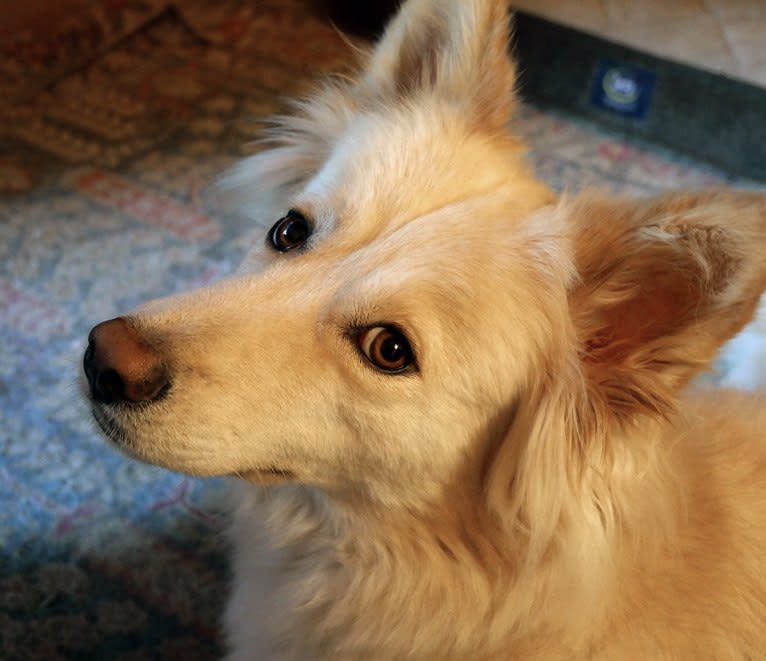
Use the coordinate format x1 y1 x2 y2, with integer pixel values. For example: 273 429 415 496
510 0 609 33
604 0 707 23
702 0 766 20
721 19 766 68
604 15 736 73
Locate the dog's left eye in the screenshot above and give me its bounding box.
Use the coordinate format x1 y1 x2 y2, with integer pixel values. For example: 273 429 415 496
269 210 311 252
357 326 414 374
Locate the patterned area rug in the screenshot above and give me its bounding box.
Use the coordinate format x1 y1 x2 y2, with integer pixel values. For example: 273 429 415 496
0 3 755 660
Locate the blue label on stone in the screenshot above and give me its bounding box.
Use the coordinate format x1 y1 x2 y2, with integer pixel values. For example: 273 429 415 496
591 60 656 120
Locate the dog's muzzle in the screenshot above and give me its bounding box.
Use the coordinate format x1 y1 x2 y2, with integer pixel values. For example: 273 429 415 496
83 317 170 405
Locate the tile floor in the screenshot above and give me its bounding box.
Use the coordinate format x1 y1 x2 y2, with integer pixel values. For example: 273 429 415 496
511 0 766 88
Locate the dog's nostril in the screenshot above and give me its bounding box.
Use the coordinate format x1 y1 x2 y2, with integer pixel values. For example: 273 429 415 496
95 368 125 405
84 317 170 405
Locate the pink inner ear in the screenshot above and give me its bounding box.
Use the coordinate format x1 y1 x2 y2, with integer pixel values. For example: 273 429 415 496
584 263 703 366
568 191 766 421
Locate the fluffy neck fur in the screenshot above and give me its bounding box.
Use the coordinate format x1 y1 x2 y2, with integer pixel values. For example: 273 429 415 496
227 404 683 660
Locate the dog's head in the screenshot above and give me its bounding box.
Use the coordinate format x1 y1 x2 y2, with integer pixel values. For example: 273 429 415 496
84 0 766 518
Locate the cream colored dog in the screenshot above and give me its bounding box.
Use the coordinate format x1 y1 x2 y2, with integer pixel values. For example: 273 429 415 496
83 0 766 658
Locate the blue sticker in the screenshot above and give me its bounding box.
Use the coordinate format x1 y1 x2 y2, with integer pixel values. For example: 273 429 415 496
590 60 656 120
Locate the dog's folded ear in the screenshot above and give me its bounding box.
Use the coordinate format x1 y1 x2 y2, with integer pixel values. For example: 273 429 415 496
568 191 766 421
363 0 517 130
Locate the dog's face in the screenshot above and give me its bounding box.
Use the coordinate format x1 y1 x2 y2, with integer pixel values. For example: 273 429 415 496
83 0 557 503
84 0 766 510
85 107 562 502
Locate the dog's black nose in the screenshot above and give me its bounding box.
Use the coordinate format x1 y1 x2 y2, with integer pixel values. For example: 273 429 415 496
83 317 169 404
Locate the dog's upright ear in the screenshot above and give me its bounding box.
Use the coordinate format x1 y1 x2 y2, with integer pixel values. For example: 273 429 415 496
222 0 517 218
569 191 766 422
363 0 517 130
486 192 766 581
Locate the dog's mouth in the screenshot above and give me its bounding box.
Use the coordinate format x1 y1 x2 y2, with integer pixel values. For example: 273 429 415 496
91 404 296 484
91 406 132 448
235 467 297 484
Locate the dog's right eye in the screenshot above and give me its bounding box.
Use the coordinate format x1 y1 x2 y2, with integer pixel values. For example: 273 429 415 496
269 210 311 252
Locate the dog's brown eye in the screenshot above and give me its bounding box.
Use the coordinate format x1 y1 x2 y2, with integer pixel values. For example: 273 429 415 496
269 210 311 252
358 326 413 373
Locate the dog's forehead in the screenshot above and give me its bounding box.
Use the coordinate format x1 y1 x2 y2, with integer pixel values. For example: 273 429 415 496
303 103 526 236
316 192 565 335
277 101 559 326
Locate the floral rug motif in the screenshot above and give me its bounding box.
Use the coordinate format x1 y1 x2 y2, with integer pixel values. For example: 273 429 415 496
0 3 756 660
